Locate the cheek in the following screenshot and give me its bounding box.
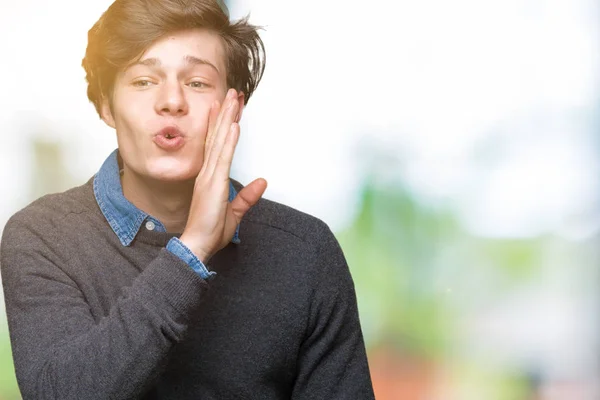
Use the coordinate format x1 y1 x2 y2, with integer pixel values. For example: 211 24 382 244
113 99 151 135
189 99 216 134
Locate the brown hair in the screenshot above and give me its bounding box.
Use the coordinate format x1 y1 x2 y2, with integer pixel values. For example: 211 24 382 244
82 0 265 116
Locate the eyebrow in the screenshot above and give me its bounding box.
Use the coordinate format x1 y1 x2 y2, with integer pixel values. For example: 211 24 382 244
135 56 220 74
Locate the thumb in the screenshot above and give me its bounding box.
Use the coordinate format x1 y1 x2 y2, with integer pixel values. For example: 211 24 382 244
230 178 268 222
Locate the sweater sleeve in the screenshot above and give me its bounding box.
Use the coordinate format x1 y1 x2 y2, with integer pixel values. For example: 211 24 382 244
291 222 375 400
0 212 210 400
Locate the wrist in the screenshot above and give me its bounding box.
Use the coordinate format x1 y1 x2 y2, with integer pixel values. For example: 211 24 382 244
178 235 210 264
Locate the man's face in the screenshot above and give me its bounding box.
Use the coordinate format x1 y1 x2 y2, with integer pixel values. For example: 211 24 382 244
101 29 234 182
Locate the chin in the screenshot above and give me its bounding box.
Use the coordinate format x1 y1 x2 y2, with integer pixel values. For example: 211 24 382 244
146 159 199 182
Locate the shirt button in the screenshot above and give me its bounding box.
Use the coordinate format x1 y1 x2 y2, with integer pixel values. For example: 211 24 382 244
145 221 156 231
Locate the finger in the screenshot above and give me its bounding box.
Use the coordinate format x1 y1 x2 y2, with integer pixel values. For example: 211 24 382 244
203 100 220 158
203 88 234 170
215 122 240 181
205 95 239 176
235 91 245 123
229 178 268 223
213 89 236 136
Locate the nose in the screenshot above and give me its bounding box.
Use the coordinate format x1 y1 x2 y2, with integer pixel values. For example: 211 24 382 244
155 81 189 116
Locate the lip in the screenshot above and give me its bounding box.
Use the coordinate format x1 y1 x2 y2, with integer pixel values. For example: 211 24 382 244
153 126 185 151
156 126 185 138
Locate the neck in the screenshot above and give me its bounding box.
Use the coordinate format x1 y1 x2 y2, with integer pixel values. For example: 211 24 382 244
121 167 194 233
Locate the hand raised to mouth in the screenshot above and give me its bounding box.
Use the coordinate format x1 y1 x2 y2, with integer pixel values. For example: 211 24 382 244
179 88 267 264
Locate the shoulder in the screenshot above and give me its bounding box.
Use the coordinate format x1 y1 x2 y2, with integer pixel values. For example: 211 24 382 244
1 179 95 249
231 180 355 295
231 179 340 258
233 182 360 303
239 186 335 254
247 197 331 243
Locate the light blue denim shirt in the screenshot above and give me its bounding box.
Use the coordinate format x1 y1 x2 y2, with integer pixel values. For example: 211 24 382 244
93 149 240 280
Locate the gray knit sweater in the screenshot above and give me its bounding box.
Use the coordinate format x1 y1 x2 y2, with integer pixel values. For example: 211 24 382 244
0 177 374 399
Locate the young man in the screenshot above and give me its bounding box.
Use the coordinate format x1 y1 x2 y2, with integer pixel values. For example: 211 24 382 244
0 0 374 399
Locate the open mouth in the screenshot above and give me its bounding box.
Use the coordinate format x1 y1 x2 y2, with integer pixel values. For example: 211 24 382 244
157 126 183 138
154 126 185 151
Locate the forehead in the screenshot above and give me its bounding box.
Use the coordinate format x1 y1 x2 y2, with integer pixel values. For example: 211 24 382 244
135 28 227 75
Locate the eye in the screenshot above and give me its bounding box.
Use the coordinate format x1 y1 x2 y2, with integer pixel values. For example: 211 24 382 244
132 80 153 87
188 81 208 89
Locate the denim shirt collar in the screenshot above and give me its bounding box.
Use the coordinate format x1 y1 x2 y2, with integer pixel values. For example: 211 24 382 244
93 149 240 246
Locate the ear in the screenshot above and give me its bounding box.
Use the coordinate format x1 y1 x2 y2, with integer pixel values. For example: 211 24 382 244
235 91 246 123
100 97 116 129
